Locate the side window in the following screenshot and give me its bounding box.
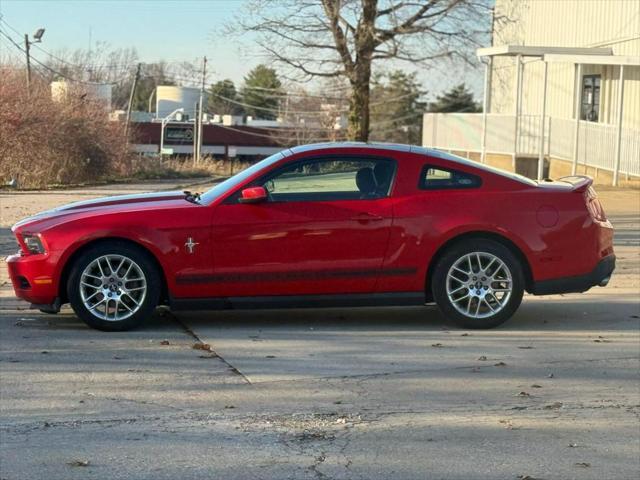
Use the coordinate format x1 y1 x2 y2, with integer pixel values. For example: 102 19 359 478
419 165 481 190
260 158 396 202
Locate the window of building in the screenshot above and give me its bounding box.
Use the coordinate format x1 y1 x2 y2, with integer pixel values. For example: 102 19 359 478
419 165 481 190
580 75 601 122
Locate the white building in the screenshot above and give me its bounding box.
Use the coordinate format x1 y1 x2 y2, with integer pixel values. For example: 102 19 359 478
422 0 640 185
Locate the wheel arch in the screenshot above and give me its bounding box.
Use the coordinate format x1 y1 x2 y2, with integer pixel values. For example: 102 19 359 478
58 237 169 305
424 230 534 302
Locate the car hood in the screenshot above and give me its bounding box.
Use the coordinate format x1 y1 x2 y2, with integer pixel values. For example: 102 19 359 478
13 190 188 231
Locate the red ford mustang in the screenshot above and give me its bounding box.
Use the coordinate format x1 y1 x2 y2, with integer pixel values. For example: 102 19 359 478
7 143 615 331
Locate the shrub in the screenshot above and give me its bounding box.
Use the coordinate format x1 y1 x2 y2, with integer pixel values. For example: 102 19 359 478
0 70 133 189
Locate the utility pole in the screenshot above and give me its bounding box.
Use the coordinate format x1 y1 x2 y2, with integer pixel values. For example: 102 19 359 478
22 28 45 92
193 101 199 165
24 34 32 91
124 63 142 141
196 56 207 165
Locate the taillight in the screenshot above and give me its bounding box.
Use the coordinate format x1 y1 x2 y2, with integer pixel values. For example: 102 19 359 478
585 186 606 222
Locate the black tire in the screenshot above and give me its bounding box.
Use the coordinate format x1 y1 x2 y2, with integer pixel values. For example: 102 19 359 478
431 239 524 329
67 241 161 331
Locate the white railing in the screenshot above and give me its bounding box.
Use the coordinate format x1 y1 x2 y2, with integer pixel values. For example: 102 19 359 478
422 113 640 179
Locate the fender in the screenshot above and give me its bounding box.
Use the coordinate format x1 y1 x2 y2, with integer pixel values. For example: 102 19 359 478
52 226 173 291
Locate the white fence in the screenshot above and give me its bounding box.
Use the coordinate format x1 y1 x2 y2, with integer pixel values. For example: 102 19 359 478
423 113 640 179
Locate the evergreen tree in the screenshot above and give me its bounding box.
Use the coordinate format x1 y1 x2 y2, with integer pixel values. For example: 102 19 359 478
370 70 426 145
429 84 481 113
208 79 243 116
241 65 282 120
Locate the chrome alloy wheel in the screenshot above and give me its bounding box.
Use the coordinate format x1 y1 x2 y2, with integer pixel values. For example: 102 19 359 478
79 254 147 321
446 252 513 319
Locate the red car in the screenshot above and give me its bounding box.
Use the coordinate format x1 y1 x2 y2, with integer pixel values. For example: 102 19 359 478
7 143 615 331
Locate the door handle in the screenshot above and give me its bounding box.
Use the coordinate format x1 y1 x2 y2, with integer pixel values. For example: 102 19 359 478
351 212 384 222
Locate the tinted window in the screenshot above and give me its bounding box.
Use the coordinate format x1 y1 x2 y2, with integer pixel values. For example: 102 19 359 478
419 165 481 190
259 158 395 202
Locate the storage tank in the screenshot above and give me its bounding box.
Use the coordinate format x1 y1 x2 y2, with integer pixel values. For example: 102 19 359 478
156 86 200 119
51 81 112 108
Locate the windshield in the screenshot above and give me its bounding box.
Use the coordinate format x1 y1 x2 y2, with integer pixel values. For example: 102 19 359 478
199 151 285 204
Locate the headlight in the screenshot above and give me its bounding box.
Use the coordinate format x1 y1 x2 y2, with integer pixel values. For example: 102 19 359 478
22 234 46 254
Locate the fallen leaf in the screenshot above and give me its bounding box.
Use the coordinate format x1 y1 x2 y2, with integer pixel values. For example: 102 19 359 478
478 355 487 361
575 462 590 468
192 343 211 351
494 361 507 367
431 343 443 348
543 402 563 410
67 460 89 467
159 340 170 346
499 419 519 430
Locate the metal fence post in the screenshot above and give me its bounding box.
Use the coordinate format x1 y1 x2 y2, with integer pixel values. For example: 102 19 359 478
613 65 625 186
537 61 549 181
571 63 583 175
481 57 492 163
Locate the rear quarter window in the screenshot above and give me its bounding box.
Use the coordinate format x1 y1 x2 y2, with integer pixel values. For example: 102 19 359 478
419 165 482 190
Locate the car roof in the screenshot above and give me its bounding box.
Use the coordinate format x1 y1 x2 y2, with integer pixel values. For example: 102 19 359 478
287 142 536 186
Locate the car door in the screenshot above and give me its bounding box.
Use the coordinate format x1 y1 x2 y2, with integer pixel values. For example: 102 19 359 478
208 156 397 297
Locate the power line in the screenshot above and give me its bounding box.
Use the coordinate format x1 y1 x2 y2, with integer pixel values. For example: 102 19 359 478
0 28 130 86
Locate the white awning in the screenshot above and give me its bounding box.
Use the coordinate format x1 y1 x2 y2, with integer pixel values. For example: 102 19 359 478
477 45 613 58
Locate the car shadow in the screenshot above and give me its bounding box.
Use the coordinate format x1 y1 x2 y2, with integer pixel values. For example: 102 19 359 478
173 296 639 333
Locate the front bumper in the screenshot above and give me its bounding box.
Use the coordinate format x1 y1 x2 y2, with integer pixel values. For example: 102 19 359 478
530 255 615 295
6 253 59 305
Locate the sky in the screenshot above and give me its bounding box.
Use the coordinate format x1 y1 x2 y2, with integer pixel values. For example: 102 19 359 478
0 0 484 100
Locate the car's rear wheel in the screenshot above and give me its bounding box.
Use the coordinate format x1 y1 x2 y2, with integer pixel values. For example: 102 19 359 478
432 239 524 329
67 241 160 331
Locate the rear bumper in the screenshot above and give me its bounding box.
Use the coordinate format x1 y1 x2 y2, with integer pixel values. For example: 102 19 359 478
530 255 615 295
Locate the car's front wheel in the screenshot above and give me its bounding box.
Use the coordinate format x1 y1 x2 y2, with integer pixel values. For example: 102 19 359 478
432 239 524 329
67 241 160 331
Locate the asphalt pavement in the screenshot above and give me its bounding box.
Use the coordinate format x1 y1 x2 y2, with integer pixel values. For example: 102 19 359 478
0 182 638 480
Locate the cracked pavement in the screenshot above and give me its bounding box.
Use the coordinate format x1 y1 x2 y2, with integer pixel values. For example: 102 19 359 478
0 183 639 479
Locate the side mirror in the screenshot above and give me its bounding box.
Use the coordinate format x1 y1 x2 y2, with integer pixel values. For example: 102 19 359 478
239 186 268 204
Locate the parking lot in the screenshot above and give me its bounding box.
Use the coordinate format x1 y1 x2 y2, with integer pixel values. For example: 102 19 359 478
1 182 639 480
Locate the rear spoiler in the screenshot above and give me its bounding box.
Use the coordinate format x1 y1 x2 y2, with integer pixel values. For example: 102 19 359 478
557 175 593 193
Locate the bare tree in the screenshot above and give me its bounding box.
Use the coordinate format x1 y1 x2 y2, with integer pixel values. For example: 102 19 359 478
235 0 491 141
